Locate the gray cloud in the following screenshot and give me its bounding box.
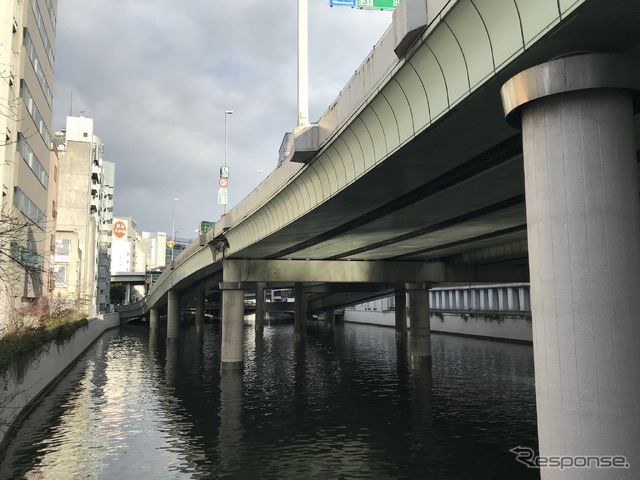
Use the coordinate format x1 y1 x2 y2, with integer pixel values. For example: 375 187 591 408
53 1 391 238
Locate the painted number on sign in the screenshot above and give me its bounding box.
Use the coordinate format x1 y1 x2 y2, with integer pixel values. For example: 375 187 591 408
218 177 228 188
358 0 399 9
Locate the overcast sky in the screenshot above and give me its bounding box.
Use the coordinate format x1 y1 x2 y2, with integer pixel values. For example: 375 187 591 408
52 1 392 239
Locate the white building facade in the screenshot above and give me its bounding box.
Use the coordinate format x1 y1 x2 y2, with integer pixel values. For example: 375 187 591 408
53 116 113 316
0 0 58 334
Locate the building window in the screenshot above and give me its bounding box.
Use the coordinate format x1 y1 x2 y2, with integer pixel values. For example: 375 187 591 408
17 133 49 188
55 239 71 262
22 29 53 107
54 265 68 288
20 81 53 147
28 0 54 67
13 187 46 230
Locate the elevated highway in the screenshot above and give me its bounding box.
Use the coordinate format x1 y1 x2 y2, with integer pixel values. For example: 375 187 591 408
118 1 640 474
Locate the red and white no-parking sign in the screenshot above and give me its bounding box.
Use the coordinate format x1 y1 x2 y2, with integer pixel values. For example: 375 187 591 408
218 177 229 188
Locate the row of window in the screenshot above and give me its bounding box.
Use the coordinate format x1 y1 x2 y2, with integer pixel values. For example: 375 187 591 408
21 81 53 148
43 0 56 30
29 0 54 67
18 133 49 188
10 242 45 271
14 186 46 230
23 29 53 107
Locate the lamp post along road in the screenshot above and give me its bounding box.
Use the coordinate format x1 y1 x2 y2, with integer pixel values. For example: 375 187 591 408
171 197 179 262
297 0 309 130
223 110 233 215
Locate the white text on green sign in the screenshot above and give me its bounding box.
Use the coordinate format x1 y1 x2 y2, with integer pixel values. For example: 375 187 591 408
358 0 399 10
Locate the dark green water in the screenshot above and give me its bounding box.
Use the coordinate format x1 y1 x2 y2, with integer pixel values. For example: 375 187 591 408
0 320 539 479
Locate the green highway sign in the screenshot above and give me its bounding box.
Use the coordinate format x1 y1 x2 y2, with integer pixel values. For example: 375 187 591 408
357 0 400 10
199 220 215 235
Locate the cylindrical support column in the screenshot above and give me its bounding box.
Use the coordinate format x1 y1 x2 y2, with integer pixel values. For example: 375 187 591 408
294 283 305 341
507 287 519 311
149 307 159 329
220 283 246 371
407 283 431 368
255 282 265 331
167 289 180 340
502 53 640 478
195 289 205 331
394 289 407 339
454 290 462 310
125 283 131 305
325 309 335 328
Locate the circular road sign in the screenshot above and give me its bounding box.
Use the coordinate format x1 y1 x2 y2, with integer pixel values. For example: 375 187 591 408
218 177 229 188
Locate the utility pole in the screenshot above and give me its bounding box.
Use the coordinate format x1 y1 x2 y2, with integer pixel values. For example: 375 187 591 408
297 0 310 130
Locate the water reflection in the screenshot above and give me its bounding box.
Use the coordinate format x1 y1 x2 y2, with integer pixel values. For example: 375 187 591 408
217 370 243 476
2 321 538 479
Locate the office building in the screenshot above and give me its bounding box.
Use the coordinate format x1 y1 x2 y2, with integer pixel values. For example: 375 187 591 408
0 0 58 333
53 116 112 316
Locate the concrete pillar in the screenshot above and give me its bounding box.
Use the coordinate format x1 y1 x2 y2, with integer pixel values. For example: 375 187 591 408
125 283 131 304
498 288 508 311
507 287 519 311
502 54 640 478
518 288 527 312
325 309 335 329
255 282 265 331
195 289 205 331
167 289 180 340
521 287 530 311
488 289 498 310
149 307 159 329
479 289 486 309
407 283 431 368
220 283 246 371
394 289 407 339
294 283 305 341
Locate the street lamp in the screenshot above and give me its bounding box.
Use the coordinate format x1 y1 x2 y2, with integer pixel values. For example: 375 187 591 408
171 196 179 262
297 0 309 130
223 110 233 215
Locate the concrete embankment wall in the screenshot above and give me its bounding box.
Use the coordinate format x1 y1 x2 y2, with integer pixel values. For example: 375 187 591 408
344 309 532 343
0 313 120 451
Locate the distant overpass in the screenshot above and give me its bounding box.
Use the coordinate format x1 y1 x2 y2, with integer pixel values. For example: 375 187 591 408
110 271 146 305
110 271 146 284
118 0 640 474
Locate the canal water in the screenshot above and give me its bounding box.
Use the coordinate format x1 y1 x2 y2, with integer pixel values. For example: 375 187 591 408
0 320 539 479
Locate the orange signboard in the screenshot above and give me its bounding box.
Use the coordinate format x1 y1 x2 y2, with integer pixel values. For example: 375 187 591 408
113 220 127 238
